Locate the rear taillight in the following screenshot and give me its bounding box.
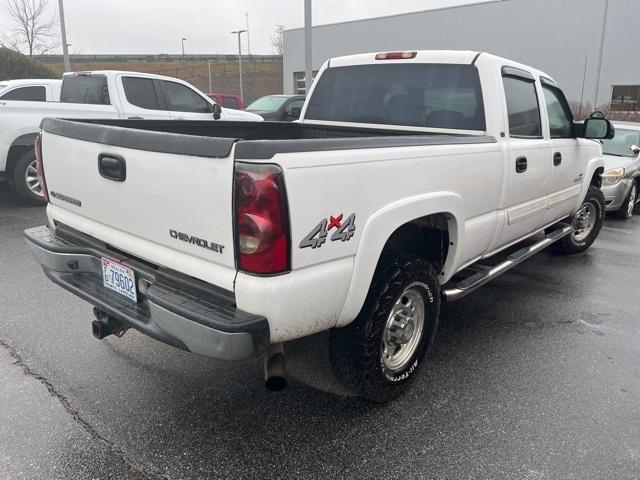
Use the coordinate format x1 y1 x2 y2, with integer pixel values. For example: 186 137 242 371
34 134 49 202
375 51 417 60
234 162 290 275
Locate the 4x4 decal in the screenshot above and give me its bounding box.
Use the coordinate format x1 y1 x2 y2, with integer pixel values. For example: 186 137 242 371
299 213 356 249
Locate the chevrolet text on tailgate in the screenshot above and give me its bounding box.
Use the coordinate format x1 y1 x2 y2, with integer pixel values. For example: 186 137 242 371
25 51 614 402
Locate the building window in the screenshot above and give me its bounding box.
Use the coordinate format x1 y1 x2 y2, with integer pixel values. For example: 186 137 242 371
611 85 640 111
293 71 318 94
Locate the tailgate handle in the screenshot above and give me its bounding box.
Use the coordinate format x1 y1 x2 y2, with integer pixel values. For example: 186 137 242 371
98 154 126 182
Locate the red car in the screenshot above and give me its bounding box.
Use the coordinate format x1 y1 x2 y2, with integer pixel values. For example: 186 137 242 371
206 93 244 110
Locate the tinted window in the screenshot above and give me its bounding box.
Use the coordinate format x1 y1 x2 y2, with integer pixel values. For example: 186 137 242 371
304 64 486 130
222 97 239 109
602 129 640 157
0 86 46 101
160 81 210 113
503 75 541 138
542 85 572 138
286 99 305 113
122 77 160 110
61 76 110 104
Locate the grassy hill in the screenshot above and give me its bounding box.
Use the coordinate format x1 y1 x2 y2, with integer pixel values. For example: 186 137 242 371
0 48 57 80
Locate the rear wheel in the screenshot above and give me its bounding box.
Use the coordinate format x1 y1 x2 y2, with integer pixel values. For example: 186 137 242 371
12 149 45 205
614 182 637 220
329 255 440 403
557 185 604 254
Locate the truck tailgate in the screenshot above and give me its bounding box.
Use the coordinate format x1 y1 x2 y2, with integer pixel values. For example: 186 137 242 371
40 122 238 290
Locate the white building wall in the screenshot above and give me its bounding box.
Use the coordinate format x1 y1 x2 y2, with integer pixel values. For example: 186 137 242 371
283 0 639 108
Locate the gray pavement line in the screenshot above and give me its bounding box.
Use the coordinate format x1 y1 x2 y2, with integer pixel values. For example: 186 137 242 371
0 338 171 480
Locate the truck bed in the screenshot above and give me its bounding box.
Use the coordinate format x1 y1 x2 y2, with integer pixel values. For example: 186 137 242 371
41 118 496 160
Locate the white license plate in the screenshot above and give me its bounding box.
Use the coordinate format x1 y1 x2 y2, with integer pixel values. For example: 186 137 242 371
101 257 137 302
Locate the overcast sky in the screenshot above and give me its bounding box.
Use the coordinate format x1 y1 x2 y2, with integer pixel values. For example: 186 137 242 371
0 0 492 55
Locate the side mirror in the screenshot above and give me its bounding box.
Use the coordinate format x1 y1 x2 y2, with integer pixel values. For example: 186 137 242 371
581 116 615 140
631 144 640 155
212 103 222 120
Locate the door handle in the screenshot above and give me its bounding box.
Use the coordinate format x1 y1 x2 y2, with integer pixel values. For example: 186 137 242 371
553 152 562 166
515 156 528 173
98 153 127 182
127 116 143 120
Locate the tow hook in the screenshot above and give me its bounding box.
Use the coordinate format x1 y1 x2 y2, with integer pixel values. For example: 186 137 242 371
91 307 128 340
264 343 287 391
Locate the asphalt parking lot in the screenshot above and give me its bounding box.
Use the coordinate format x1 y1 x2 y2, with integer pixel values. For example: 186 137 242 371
1 184 639 480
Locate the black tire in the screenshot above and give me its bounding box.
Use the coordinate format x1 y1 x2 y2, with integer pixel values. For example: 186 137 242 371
613 182 637 219
12 149 45 206
557 185 605 254
329 255 440 403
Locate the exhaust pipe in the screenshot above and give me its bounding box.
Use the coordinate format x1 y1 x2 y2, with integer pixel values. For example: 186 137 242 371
92 308 128 339
264 343 287 391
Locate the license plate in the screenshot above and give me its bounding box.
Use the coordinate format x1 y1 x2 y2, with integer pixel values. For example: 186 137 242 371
101 257 137 302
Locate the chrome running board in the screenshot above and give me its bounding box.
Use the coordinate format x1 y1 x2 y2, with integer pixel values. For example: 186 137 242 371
442 223 572 302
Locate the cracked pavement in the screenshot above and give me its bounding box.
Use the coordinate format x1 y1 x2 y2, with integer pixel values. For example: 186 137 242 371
1 184 640 479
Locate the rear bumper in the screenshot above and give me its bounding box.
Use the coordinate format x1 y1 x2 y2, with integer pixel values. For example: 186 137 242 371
24 225 269 360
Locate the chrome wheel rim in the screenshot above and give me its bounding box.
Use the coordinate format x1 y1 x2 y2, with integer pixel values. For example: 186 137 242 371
627 185 637 218
572 201 597 242
381 285 425 371
25 159 43 197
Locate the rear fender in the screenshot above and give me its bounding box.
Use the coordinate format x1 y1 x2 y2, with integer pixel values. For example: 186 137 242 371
336 191 464 326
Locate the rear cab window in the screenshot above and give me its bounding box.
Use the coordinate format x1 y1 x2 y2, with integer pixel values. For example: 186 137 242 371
501 67 542 138
0 85 46 101
60 75 110 104
304 63 486 131
222 97 239 109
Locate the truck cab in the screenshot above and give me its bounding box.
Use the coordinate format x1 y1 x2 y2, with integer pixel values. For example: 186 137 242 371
25 51 614 402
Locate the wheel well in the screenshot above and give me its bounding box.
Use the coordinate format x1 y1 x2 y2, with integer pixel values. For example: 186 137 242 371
6 144 32 177
379 214 450 273
590 167 604 188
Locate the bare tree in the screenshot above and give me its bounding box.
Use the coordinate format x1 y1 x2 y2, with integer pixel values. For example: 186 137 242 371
1 0 59 56
271 24 285 56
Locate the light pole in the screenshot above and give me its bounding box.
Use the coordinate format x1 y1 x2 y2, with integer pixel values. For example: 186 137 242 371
57 0 70 72
181 37 187 61
245 12 251 55
208 59 214 93
231 29 247 101
304 0 313 94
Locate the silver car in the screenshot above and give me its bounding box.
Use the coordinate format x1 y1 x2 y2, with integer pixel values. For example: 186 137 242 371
601 122 640 219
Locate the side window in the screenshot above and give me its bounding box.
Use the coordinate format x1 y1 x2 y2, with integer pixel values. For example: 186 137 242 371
286 99 305 113
122 77 160 110
160 81 210 113
0 86 46 101
542 85 573 138
502 74 542 138
222 97 239 109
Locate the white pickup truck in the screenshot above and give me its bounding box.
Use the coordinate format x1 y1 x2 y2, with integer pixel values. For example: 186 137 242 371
1 70 261 204
0 79 62 102
25 51 613 402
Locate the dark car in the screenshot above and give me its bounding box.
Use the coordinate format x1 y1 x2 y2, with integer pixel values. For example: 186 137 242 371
245 95 306 121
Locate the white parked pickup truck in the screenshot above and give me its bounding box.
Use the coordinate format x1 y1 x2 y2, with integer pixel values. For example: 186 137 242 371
0 79 62 102
25 51 614 402
0 70 261 204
